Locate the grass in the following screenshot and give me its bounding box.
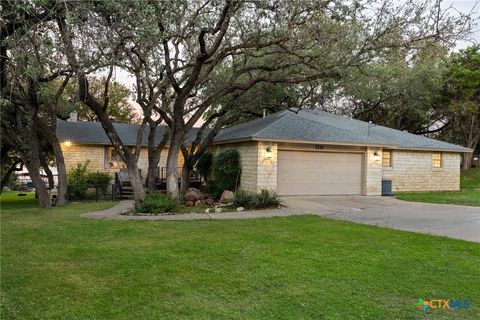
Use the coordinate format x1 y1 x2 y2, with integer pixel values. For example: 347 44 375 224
1 194 479 319
396 168 480 206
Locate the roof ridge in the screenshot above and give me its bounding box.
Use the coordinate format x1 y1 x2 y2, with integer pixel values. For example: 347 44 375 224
277 111 394 145
301 110 468 149
251 111 290 137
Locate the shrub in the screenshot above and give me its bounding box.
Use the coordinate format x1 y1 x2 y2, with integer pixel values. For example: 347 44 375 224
204 180 223 200
67 162 90 199
196 152 213 181
67 161 112 199
234 189 280 209
138 192 178 214
211 149 241 192
254 189 280 208
234 190 257 209
86 171 112 196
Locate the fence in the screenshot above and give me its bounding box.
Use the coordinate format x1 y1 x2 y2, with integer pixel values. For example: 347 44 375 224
61 184 118 202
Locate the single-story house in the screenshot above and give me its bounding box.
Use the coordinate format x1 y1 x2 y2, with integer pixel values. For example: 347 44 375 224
57 109 471 195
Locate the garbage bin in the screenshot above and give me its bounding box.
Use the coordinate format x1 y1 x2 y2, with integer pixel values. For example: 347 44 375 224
381 179 393 196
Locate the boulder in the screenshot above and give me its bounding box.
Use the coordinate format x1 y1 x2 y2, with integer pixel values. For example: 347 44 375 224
205 198 215 205
185 201 194 207
219 190 234 203
236 207 244 212
85 187 97 199
214 206 223 213
184 187 205 202
195 199 205 206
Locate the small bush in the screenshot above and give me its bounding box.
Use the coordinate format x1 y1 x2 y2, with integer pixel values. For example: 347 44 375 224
138 192 178 214
67 161 112 199
234 189 280 209
254 189 280 208
234 190 257 209
67 162 90 199
86 171 112 196
212 149 241 191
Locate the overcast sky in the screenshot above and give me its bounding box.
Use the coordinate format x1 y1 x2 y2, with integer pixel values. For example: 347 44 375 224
443 0 479 49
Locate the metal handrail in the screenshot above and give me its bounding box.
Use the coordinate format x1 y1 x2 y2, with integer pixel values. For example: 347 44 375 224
114 172 122 199
157 167 200 181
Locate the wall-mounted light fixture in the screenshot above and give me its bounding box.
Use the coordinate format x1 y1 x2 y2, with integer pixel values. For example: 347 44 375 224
264 146 273 159
63 140 72 146
373 151 380 161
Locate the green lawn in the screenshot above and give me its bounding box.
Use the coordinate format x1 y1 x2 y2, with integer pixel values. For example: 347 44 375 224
1 195 479 319
396 168 480 206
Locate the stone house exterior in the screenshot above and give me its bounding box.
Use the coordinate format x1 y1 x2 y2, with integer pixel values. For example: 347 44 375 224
211 110 470 195
57 121 187 181
57 109 471 195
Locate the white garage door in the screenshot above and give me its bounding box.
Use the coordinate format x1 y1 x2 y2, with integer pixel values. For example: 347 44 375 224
277 150 363 195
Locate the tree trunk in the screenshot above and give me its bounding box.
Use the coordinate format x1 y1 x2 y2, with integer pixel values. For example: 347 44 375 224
22 120 51 208
41 158 55 190
166 141 181 200
462 152 473 169
146 149 160 191
127 161 145 210
1 160 21 193
180 161 191 198
23 157 51 208
51 139 68 205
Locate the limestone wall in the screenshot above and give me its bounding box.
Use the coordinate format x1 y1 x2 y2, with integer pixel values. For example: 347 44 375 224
60 143 182 181
382 150 461 192
364 147 382 195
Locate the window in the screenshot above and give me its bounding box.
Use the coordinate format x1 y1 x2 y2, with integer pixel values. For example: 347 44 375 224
109 148 126 169
382 150 392 167
433 152 442 168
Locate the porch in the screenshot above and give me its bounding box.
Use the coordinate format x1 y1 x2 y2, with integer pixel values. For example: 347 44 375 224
115 167 202 199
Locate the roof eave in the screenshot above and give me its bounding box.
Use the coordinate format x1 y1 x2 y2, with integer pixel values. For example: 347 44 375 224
394 146 473 153
213 136 397 148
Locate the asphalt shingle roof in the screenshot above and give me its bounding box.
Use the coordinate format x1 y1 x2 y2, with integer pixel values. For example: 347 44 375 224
56 120 200 146
214 109 471 152
56 110 470 152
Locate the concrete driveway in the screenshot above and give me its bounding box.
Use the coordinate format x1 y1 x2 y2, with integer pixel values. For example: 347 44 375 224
282 196 480 243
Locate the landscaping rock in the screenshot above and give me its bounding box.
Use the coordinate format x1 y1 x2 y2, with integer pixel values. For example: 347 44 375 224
85 187 97 198
185 201 194 207
205 198 215 205
219 190 234 203
195 200 205 206
214 206 223 213
204 208 210 214
185 188 205 202
236 207 244 212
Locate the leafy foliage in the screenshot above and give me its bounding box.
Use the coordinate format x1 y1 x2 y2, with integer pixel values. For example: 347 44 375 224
58 77 140 123
441 45 480 167
138 192 178 214
196 152 213 181
326 43 450 134
67 161 112 199
234 189 280 209
233 190 257 209
253 190 281 209
204 180 223 200
211 149 241 192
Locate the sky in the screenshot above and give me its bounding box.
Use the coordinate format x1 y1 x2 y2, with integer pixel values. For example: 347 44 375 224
442 0 480 49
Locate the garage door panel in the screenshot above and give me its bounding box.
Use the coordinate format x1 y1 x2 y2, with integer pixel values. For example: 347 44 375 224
278 151 363 195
